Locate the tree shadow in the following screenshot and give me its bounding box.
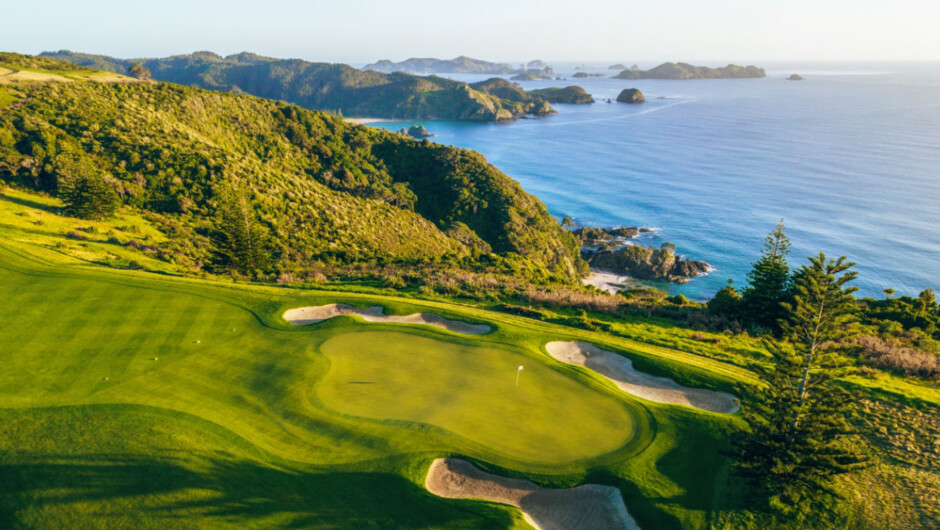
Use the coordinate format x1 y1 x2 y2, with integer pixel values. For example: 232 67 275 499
0 453 514 528
0 192 60 214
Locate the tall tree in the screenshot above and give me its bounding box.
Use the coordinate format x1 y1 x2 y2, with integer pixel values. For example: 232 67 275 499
212 185 271 276
735 253 868 517
741 221 791 331
60 173 119 220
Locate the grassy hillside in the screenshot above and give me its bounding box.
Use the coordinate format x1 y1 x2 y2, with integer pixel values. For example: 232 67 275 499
0 53 585 285
41 50 569 122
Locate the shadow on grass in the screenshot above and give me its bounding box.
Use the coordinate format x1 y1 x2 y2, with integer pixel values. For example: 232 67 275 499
0 192 60 214
0 453 513 528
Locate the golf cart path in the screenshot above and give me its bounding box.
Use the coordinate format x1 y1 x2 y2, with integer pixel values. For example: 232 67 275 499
283 303 491 334
426 458 639 530
546 341 739 414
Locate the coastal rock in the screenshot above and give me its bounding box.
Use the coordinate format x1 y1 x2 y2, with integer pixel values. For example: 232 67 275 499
583 243 709 283
616 88 646 104
787 74 804 81
407 125 434 138
573 226 640 246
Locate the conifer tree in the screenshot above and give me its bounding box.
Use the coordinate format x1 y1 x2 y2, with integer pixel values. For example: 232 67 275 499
212 185 271 276
60 173 119 220
741 221 791 331
735 253 869 517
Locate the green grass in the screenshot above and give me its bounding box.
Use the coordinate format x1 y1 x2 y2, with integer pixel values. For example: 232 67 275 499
0 228 738 528
318 331 641 464
0 88 15 108
0 187 935 528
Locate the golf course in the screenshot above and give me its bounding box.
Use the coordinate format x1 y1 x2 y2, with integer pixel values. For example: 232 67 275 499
0 188 762 528
1 53 935 528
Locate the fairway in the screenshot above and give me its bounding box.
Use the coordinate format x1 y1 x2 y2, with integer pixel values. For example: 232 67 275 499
317 331 636 463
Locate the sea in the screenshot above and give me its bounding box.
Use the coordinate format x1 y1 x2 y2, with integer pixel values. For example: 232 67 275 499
362 61 940 300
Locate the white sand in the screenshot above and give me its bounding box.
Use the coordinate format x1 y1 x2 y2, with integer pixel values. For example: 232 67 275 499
343 118 386 125
545 341 739 414
283 303 491 334
583 270 628 294
426 458 639 530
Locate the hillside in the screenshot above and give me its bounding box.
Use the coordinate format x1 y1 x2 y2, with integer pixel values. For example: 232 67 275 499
41 51 571 122
0 53 585 284
614 62 766 79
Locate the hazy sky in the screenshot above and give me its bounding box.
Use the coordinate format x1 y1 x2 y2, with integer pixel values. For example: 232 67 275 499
4 0 939 63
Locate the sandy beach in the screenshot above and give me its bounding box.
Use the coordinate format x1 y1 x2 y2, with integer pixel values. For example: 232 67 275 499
583 270 627 294
343 117 387 125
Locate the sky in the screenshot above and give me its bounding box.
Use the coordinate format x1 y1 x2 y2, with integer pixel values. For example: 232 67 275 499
3 0 939 64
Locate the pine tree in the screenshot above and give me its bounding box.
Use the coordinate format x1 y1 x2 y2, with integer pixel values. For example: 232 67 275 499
212 186 271 276
735 253 869 517
741 221 791 332
60 173 119 220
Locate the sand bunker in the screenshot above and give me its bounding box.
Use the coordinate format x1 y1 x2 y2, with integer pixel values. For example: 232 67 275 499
283 303 491 334
426 458 639 530
545 341 738 414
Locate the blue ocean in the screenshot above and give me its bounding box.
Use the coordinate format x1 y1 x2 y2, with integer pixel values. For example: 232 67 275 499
365 62 940 300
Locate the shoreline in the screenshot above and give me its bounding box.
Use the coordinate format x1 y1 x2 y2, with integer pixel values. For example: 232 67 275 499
343 117 388 125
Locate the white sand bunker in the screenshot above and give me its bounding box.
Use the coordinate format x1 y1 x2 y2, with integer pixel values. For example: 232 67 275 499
283 303 491 334
545 341 739 414
426 458 639 530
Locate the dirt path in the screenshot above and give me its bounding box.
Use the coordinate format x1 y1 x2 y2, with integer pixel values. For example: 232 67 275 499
283 303 491 334
545 341 739 414
426 458 639 530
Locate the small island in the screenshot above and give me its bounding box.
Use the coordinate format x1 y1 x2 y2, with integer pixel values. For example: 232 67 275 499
528 86 595 104
572 72 605 78
608 63 627 70
616 88 646 104
787 74 804 81
510 71 551 81
614 62 765 79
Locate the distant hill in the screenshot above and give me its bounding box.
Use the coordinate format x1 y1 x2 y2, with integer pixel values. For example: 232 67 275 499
41 51 564 122
613 62 765 79
1 53 585 282
363 56 519 74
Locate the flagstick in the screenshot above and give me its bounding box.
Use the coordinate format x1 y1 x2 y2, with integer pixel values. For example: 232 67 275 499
515 365 523 386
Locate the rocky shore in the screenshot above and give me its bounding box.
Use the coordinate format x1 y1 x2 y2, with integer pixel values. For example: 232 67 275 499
575 227 710 284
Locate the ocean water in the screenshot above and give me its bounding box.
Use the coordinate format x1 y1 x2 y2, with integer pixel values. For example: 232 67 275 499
366 62 940 300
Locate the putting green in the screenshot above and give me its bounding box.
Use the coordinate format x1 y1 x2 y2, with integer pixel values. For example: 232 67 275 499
316 331 637 463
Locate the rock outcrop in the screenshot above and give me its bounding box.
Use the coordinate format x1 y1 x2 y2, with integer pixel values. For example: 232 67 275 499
583 243 710 283
616 88 645 104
